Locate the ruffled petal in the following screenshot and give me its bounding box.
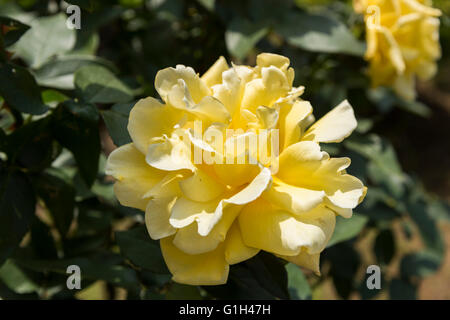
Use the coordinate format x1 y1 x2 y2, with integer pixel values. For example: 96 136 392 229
146 134 195 172
201 56 229 88
225 221 259 265
279 100 312 150
241 66 290 111
239 199 336 256
179 168 226 202
277 141 365 213
212 68 242 116
106 143 165 210
280 252 321 274
263 180 325 215
256 53 290 69
127 97 181 154
155 65 211 105
160 237 229 285
172 205 241 255
144 172 183 240
170 167 272 236
302 100 357 143
145 196 177 240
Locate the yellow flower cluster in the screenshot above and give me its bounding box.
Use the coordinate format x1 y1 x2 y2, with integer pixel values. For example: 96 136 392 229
106 53 366 285
354 0 442 100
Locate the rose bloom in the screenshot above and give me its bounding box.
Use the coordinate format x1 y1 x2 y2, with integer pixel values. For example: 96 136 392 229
354 0 441 100
106 53 366 285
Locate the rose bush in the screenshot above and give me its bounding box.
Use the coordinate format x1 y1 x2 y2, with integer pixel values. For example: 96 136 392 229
1 0 448 300
106 53 366 285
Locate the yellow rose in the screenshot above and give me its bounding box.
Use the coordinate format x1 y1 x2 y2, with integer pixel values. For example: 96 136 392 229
354 0 441 100
106 53 366 285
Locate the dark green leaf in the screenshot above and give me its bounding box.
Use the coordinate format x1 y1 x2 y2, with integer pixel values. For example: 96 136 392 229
285 263 311 300
374 229 395 265
14 252 139 289
30 218 58 260
327 214 368 247
345 135 407 198
225 18 269 60
204 264 278 300
367 87 431 118
166 282 202 300
34 55 115 90
276 11 365 56
400 251 442 279
3 118 58 170
115 225 169 274
244 251 289 299
325 243 360 299
75 65 133 104
407 199 444 255
389 278 416 300
52 100 100 187
0 16 30 47
33 173 75 238
0 62 48 115
0 169 36 266
66 0 101 12
101 102 134 146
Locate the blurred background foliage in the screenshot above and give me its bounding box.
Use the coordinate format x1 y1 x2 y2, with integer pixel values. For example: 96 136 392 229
0 0 449 300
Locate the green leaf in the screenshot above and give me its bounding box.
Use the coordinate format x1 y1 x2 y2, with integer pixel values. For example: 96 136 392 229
204 264 279 299
326 243 360 299
0 107 14 133
75 65 133 104
166 283 202 300
197 0 215 11
374 229 395 265
0 260 39 294
0 169 36 266
426 200 450 222
11 13 76 68
3 118 57 170
225 18 269 60
389 278 416 300
327 214 368 247
66 0 102 12
115 226 169 274
321 242 361 299
14 252 139 289
0 62 48 115
0 16 30 47
244 252 289 299
41 89 69 106
368 87 431 118
52 100 100 187
33 173 75 238
276 11 365 56
285 263 311 300
345 135 407 198
407 198 444 255
34 55 115 90
0 280 39 300
30 218 58 260
76 200 113 237
400 251 442 279
101 102 134 146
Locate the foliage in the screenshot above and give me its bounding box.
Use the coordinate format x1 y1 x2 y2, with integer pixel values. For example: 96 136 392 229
0 0 449 300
